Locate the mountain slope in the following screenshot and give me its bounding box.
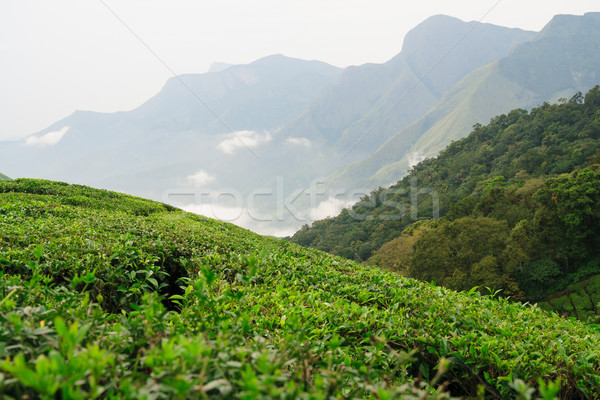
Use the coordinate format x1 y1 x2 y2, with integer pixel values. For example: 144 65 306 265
279 15 535 164
1 179 599 397
0 172 9 181
329 12 600 191
290 86 600 315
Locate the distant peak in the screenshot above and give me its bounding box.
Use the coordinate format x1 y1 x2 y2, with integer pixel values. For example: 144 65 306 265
208 62 233 73
408 14 466 32
251 54 301 64
537 12 600 40
420 14 463 23
247 54 342 72
394 14 536 62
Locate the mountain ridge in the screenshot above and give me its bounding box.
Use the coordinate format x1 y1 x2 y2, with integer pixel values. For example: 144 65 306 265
281 14 536 163
0 54 344 201
323 12 600 193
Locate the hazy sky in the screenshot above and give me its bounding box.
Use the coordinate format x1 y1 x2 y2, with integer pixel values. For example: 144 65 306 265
1 0 598 140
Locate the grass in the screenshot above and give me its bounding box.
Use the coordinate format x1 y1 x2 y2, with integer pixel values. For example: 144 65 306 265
0 179 598 399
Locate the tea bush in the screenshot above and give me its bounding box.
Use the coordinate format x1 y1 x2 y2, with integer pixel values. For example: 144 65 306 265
0 180 597 398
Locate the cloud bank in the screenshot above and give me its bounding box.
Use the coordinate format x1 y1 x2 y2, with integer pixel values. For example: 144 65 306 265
24 126 70 147
217 130 272 154
187 169 216 186
286 137 311 147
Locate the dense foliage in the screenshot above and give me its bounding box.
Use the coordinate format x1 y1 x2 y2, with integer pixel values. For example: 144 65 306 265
290 86 600 317
403 166 600 303
1 179 599 398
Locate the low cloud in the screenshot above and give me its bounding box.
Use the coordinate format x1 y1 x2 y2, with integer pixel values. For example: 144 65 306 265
183 202 244 222
164 185 361 238
187 169 216 187
179 202 300 237
408 151 427 168
24 126 69 147
310 196 353 220
286 137 311 147
217 130 271 154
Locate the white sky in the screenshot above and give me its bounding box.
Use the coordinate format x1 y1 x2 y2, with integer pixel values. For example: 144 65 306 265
0 0 598 140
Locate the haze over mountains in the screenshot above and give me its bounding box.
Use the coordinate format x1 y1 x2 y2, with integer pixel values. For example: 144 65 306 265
1 12 599 235
0 55 342 195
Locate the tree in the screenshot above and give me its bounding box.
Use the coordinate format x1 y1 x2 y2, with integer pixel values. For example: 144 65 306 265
409 217 510 293
584 85 600 109
534 165 600 262
369 221 434 274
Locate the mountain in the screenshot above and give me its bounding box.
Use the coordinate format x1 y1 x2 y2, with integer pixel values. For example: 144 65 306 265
0 172 10 181
1 178 599 397
0 54 341 196
278 15 535 163
327 12 600 192
208 61 233 73
0 16 537 236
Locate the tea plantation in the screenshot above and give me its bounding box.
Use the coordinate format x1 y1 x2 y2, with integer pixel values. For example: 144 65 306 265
0 179 599 399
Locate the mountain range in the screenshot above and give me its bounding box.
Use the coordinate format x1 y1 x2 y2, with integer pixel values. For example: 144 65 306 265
1 12 599 236
0 55 342 201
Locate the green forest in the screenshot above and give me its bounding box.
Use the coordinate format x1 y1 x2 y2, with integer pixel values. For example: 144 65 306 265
290 86 600 320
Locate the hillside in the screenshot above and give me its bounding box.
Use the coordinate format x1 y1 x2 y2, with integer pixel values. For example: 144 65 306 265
0 172 9 181
1 179 599 398
326 12 600 192
290 86 600 317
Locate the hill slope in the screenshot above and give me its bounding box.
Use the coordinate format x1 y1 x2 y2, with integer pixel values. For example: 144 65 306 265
0 172 9 181
1 179 599 398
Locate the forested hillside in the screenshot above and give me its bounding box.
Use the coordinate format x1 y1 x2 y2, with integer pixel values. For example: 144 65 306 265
1 179 599 398
0 173 10 181
290 86 600 318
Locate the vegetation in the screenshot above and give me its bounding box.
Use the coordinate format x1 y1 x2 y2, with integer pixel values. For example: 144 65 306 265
1 179 599 398
290 86 600 319
0 173 10 181
537 275 600 322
